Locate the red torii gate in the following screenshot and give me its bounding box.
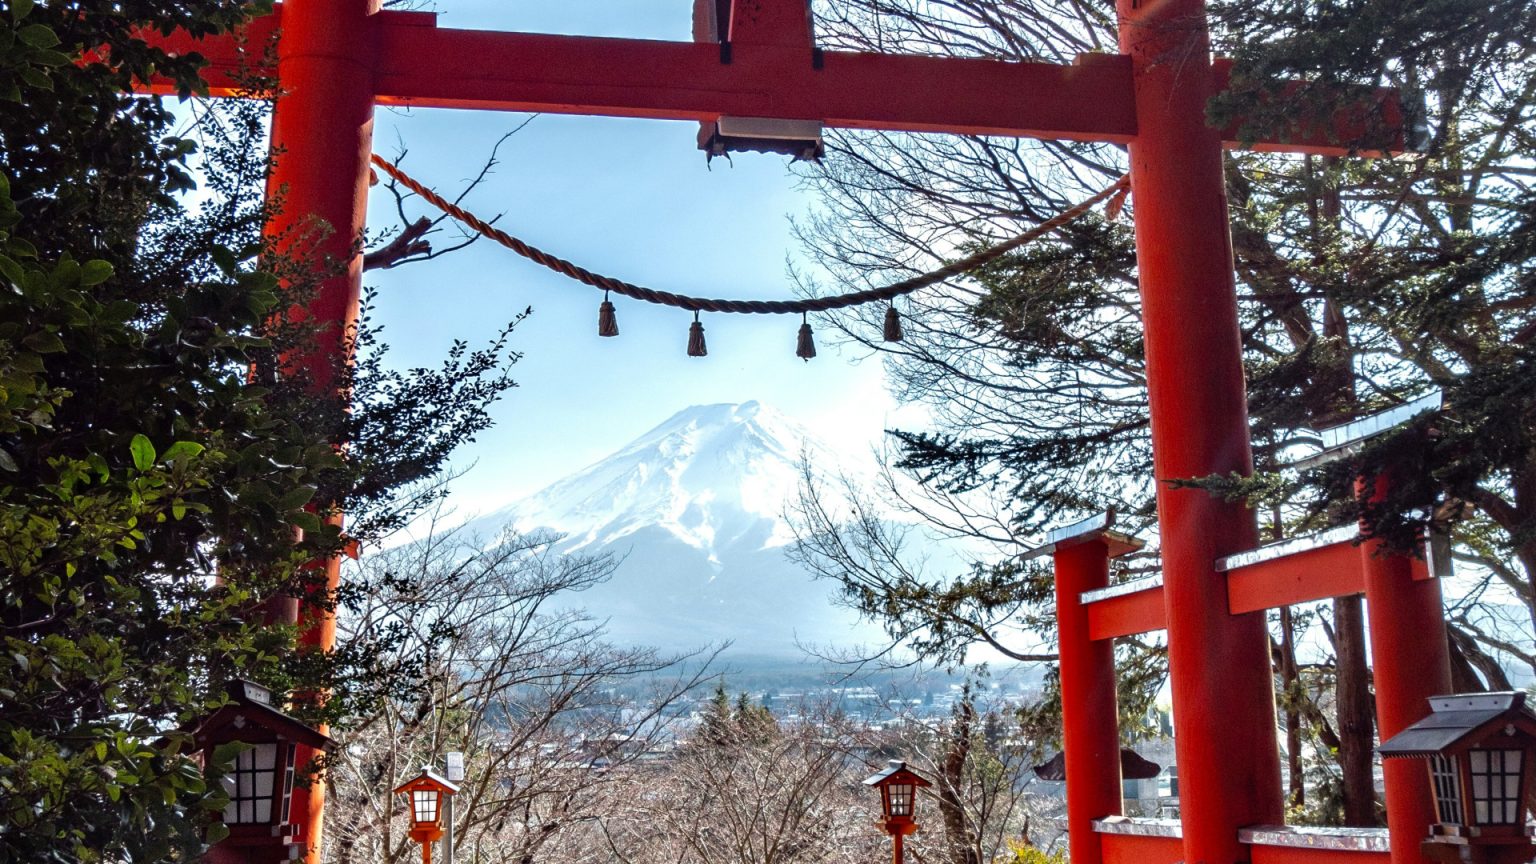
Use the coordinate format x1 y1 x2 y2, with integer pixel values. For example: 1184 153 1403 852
147 2 1430 864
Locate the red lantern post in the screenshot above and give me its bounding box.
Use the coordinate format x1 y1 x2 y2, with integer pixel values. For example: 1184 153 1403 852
394 769 460 864
864 761 934 864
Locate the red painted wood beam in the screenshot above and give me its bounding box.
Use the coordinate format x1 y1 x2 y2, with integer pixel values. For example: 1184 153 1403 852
1210 59 1411 157
1218 526 1366 615
139 5 1399 156
373 31 1138 143
1358 475 1450 864
1084 579 1166 640
1084 525 1431 636
141 8 1133 142
1099 829 1184 864
141 10 280 96
255 0 389 859
1119 0 1286 854
726 0 813 47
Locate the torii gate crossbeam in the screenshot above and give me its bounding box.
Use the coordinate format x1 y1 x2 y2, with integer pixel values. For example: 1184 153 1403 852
156 6 1396 148
144 3 1437 864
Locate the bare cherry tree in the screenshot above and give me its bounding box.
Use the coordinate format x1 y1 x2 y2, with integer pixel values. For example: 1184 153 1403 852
322 516 718 864
595 698 882 864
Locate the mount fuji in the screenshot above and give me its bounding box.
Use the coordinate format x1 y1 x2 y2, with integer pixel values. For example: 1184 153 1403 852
457 401 887 659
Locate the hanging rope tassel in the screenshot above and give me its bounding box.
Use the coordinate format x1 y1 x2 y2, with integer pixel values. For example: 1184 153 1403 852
796 313 817 361
598 291 620 337
883 305 904 342
687 312 708 357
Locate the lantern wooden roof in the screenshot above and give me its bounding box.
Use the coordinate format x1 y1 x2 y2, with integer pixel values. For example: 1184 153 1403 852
1033 748 1162 782
863 760 933 789
1379 692 1536 759
394 767 460 797
190 679 333 752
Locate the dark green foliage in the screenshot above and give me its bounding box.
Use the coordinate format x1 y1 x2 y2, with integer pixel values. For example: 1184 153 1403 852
804 0 1536 673
1210 0 1536 152
697 683 779 747
1204 0 1536 592
0 2 521 859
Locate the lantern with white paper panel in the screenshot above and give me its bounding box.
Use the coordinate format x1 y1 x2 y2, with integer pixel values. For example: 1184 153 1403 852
191 680 333 864
1380 692 1536 864
863 760 933 864
394 768 460 864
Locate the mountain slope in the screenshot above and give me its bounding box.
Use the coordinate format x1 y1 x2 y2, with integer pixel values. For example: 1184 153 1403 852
458 401 883 658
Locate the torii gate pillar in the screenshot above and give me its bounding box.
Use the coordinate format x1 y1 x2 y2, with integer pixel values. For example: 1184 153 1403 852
264 1 380 861
1361 474 1454 864
1116 2 1286 864
1050 525 1145 864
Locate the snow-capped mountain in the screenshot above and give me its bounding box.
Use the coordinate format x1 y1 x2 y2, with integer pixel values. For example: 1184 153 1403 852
458 401 885 659
506 400 825 560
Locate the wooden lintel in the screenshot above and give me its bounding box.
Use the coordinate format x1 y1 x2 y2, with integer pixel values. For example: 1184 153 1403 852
137 4 1404 157
1086 582 1167 640
1223 533 1366 615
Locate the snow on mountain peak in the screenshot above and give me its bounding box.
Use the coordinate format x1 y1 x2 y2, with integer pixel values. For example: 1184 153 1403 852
497 401 838 556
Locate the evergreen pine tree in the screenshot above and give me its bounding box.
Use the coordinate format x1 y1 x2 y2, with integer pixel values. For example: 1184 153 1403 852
0 2 521 857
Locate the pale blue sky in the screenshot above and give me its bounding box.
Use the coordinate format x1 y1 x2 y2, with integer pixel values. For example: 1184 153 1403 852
361 1 924 517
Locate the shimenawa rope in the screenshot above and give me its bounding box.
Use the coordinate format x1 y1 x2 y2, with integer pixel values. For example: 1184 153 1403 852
368 154 1130 317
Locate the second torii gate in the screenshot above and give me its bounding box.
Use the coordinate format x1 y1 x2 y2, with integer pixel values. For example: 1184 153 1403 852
151 2 1426 863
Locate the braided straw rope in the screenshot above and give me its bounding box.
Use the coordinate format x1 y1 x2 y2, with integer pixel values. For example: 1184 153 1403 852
369 154 1129 315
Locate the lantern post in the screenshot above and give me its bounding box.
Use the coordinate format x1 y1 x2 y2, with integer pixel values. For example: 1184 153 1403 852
443 751 466 864
864 760 933 864
394 768 460 864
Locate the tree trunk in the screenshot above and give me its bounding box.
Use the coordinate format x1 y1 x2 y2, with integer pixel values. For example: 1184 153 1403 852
1447 622 1515 691
939 696 981 864
1267 506 1305 814
1515 471 1536 678
1303 159 1378 827
1334 595 1378 826
1279 606 1305 812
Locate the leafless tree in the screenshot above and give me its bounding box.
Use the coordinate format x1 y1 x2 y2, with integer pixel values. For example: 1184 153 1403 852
322 515 719 864
597 698 882 864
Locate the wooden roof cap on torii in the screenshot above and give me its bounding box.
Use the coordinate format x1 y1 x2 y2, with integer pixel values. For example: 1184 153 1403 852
1020 509 1146 561
147 0 1410 156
